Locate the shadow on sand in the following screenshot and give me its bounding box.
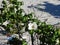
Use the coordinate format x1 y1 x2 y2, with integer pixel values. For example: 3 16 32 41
28 2 60 18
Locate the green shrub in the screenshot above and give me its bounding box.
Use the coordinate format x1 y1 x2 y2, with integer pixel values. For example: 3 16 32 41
0 0 60 45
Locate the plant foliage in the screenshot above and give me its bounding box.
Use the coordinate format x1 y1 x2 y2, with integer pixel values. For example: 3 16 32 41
0 0 60 45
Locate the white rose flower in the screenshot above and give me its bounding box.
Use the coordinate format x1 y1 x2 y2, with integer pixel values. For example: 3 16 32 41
56 38 59 44
3 20 10 26
28 22 37 30
11 34 19 39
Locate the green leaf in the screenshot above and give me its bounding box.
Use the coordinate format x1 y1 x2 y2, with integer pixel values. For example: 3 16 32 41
35 29 41 34
41 22 46 27
29 30 34 35
22 16 28 22
2 0 6 4
28 13 33 19
22 40 27 45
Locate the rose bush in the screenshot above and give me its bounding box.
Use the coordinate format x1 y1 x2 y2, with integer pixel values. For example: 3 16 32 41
0 0 60 45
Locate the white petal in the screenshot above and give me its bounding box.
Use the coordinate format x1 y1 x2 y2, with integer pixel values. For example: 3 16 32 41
33 22 38 30
28 23 33 30
3 20 10 26
28 26 32 30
